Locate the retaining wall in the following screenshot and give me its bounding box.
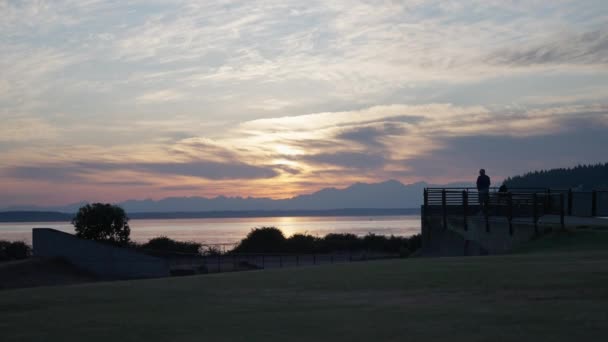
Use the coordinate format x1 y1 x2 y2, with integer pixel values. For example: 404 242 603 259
33 228 170 279
421 209 539 257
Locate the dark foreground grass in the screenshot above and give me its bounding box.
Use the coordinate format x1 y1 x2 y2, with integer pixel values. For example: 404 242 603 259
1 237 608 342
515 228 608 254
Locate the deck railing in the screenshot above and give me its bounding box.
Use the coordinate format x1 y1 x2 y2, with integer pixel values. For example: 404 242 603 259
423 187 608 235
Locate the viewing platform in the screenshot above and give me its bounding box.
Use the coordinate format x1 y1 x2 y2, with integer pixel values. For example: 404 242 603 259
421 187 608 256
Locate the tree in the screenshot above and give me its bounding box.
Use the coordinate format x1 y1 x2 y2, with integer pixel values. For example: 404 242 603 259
232 227 286 253
72 203 131 245
140 236 201 255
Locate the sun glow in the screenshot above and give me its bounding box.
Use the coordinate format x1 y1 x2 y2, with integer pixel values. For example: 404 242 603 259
274 144 303 156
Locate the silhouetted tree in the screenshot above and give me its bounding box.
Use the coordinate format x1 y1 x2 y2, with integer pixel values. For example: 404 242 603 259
140 236 201 256
232 227 286 253
285 233 320 253
72 203 130 245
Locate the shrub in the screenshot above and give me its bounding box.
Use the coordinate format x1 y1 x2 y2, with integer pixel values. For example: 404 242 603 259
0 240 32 261
407 233 422 251
285 234 320 254
229 227 423 256
320 233 362 252
232 227 286 253
72 203 130 245
202 245 223 256
140 236 201 256
362 234 409 253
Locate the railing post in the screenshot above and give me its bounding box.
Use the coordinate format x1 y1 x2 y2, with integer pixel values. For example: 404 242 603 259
508 192 513 236
422 189 428 234
560 193 565 230
545 189 551 212
462 190 468 231
442 189 447 230
591 190 597 217
567 188 573 216
218 254 221 273
533 193 539 235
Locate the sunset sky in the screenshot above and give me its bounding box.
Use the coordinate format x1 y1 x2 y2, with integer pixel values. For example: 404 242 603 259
1 0 608 207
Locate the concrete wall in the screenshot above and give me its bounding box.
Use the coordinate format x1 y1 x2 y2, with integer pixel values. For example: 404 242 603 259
421 208 540 257
33 228 170 279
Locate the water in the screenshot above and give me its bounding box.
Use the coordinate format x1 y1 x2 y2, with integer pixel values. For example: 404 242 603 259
0 215 421 245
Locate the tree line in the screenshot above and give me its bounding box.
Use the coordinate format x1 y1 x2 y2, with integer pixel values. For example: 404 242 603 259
503 162 608 190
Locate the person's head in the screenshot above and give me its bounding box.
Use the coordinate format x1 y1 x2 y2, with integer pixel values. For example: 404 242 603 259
479 169 486 176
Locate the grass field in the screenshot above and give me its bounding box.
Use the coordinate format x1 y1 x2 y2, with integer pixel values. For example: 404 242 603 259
1 230 608 341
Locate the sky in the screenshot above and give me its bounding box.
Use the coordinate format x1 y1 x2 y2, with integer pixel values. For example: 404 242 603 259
1 0 608 207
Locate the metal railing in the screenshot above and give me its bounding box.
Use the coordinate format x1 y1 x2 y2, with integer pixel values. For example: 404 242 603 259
423 187 608 235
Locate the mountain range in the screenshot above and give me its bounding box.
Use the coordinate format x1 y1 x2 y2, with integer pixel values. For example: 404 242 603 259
3 180 472 213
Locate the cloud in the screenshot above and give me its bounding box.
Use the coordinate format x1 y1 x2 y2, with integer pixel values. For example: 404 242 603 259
3 166 85 182
336 123 407 149
135 90 185 104
1 1 608 205
300 152 387 170
1 159 279 183
138 161 278 180
0 117 59 142
486 30 608 67
402 116 608 181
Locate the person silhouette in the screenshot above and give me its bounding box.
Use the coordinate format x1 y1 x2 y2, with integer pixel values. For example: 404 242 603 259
476 169 491 206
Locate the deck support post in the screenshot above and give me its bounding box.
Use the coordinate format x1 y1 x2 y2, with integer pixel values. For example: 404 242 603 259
463 190 468 231
442 189 447 230
591 190 597 217
508 192 513 236
567 189 573 216
533 193 539 235
560 193 565 230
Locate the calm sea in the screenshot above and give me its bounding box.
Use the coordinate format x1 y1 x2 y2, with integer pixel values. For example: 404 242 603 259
0 215 421 245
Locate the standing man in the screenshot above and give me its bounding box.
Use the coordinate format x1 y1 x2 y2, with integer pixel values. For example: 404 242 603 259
477 169 491 207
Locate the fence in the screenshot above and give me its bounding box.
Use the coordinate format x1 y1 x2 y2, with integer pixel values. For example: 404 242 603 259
423 187 608 236
153 250 400 275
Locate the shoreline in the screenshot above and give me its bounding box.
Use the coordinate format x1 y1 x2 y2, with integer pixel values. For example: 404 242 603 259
0 208 420 223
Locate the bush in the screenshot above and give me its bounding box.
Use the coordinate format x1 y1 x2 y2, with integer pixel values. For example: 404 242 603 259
72 203 130 245
140 236 201 256
320 233 362 252
285 234 320 254
229 227 422 256
0 240 32 261
232 227 286 253
407 233 422 251
202 245 223 256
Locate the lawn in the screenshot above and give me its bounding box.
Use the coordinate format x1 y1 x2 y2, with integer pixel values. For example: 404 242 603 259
1 231 608 342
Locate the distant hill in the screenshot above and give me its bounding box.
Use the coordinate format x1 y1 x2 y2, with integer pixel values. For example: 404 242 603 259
113 180 427 212
2 180 472 214
0 211 73 222
503 163 608 190
116 180 470 212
